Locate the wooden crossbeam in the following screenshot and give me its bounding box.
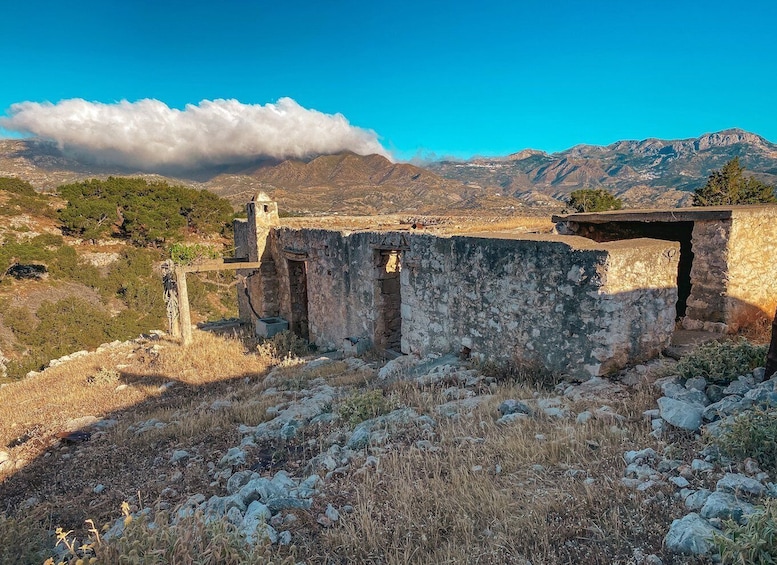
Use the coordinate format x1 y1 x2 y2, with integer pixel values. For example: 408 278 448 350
174 258 262 345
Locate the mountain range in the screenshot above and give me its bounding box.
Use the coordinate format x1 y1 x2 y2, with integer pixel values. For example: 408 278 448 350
1 128 775 214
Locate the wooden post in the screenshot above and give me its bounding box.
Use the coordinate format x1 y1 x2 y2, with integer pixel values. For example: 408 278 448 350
175 266 193 346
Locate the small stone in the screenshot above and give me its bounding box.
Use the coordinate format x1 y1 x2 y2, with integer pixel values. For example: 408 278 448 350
170 450 190 465
670 476 690 488
498 399 533 416
691 459 714 472
685 377 708 391
325 503 340 522
716 473 765 497
701 491 757 523
684 489 712 511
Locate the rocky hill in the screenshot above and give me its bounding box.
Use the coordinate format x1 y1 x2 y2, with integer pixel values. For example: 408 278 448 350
426 128 777 208
1 128 776 213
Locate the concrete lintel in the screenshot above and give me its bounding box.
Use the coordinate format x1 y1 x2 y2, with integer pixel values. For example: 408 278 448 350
181 259 262 273
553 204 777 225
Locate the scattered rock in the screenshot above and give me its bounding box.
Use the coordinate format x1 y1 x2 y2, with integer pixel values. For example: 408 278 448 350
664 513 718 556
657 397 703 431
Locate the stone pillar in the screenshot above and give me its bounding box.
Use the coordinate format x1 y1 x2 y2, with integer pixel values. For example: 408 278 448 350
238 193 280 326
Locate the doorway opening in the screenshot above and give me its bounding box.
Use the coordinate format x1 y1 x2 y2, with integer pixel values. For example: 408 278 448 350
374 250 402 352
287 259 309 340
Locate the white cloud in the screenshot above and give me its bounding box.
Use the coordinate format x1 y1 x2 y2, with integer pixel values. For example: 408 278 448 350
0 97 391 170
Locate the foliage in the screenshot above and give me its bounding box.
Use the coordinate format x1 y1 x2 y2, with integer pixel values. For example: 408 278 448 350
693 157 777 206
58 177 234 245
339 389 395 425
0 176 58 219
713 408 777 473
169 242 220 266
713 498 777 564
0 512 50 564
476 357 561 389
256 330 310 362
567 188 623 213
0 176 37 196
41 505 295 565
674 338 768 385
0 233 60 276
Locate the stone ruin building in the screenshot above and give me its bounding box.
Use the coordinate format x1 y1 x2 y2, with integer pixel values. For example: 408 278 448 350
553 206 777 334
232 196 777 381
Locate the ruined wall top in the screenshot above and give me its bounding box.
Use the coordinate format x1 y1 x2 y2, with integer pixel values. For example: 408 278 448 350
553 204 777 225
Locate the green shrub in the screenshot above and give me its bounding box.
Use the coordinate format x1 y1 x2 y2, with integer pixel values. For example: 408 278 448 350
169 242 219 265
713 408 777 473
675 339 768 385
0 513 49 564
0 177 58 219
567 188 623 213
339 389 395 425
0 176 36 196
256 330 310 361
713 498 777 564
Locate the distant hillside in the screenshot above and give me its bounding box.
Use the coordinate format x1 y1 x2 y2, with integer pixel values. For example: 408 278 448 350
425 129 777 208
1 128 776 212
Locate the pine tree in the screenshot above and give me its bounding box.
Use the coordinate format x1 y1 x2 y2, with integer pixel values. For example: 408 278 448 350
693 157 776 206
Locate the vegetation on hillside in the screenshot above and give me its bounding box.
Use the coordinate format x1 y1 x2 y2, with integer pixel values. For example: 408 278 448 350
58 177 234 245
0 177 238 380
0 177 58 220
567 188 623 213
693 157 777 206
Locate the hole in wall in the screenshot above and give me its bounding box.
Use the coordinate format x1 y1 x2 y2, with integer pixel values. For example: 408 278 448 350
374 249 402 352
287 259 309 340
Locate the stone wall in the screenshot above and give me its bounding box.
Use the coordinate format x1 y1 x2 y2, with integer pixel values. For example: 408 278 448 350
726 208 777 329
400 234 678 378
259 228 679 380
553 206 777 334
684 219 732 331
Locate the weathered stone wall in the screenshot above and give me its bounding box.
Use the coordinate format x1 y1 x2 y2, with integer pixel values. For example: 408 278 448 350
683 219 732 331
726 208 777 329
400 234 678 378
260 228 678 379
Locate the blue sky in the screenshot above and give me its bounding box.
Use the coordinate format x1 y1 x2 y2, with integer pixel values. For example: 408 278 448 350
2 0 776 160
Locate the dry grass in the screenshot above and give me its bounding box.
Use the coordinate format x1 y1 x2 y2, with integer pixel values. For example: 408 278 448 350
733 304 775 344
0 331 271 465
310 380 705 564
0 331 712 564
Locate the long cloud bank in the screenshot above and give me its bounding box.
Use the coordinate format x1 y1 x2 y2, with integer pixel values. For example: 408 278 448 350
0 98 391 170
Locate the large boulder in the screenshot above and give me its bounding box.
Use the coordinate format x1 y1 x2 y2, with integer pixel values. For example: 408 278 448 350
664 513 718 555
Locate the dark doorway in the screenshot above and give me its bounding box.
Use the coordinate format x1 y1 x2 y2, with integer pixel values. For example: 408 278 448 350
374 250 402 352
575 221 694 319
287 260 309 340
